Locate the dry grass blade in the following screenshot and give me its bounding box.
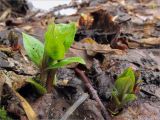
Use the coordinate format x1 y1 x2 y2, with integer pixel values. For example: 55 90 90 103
13 90 38 120
60 93 89 120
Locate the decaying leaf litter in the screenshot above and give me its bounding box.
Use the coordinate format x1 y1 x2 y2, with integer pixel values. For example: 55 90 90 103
0 0 160 120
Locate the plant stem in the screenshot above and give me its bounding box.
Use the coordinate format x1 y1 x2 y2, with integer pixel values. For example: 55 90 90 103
40 52 48 86
40 52 58 93
46 69 57 93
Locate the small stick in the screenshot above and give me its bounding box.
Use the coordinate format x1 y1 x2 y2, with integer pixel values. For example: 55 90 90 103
60 93 89 120
75 68 111 120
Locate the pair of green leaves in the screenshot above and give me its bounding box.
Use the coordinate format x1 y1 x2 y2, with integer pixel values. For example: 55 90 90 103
112 67 137 108
22 22 85 69
44 23 76 60
23 22 85 93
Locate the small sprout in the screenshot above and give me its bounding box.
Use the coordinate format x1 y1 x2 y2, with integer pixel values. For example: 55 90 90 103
0 107 12 120
0 107 7 119
111 67 140 112
22 22 85 93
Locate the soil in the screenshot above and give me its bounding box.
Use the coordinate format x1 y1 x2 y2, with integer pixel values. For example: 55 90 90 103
0 0 160 120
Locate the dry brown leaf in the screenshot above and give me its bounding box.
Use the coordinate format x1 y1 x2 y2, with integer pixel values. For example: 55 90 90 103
72 40 124 56
69 38 124 69
0 45 12 53
78 13 94 29
67 47 93 69
113 102 160 120
21 25 33 32
13 89 38 120
141 37 160 45
0 9 11 22
57 79 69 86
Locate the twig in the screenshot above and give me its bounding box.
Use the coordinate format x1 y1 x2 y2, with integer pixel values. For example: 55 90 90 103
75 68 111 120
60 93 89 120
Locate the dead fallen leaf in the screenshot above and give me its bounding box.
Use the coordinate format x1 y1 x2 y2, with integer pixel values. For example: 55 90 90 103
57 79 69 86
0 9 11 22
13 89 38 120
0 45 12 53
21 25 33 32
113 102 160 120
141 37 160 45
67 47 93 69
78 13 94 29
72 40 124 56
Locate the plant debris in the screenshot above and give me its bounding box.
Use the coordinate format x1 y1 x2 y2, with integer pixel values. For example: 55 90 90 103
0 0 160 120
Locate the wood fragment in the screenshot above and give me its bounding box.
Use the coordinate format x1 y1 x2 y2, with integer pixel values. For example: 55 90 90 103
60 93 89 120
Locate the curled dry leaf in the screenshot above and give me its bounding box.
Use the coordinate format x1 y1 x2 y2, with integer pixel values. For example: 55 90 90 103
72 38 124 56
13 89 38 120
78 13 94 29
141 37 160 45
68 38 124 69
67 47 92 69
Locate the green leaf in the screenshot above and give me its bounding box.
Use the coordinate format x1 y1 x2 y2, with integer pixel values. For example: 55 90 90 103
122 94 137 104
117 67 135 92
44 23 65 60
0 107 7 120
55 23 77 51
26 79 47 94
112 67 137 109
112 90 121 106
47 57 85 69
22 33 44 66
44 22 76 60
115 76 132 98
118 67 135 81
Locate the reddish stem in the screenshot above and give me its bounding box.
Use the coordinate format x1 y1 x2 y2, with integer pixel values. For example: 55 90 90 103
75 68 111 120
46 69 56 93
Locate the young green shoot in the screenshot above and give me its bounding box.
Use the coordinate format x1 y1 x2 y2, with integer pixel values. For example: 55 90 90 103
22 22 85 93
112 67 139 112
0 107 12 120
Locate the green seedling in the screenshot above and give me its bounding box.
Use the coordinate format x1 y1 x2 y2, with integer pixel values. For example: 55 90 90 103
0 107 12 120
22 22 85 92
112 67 138 111
0 107 7 120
